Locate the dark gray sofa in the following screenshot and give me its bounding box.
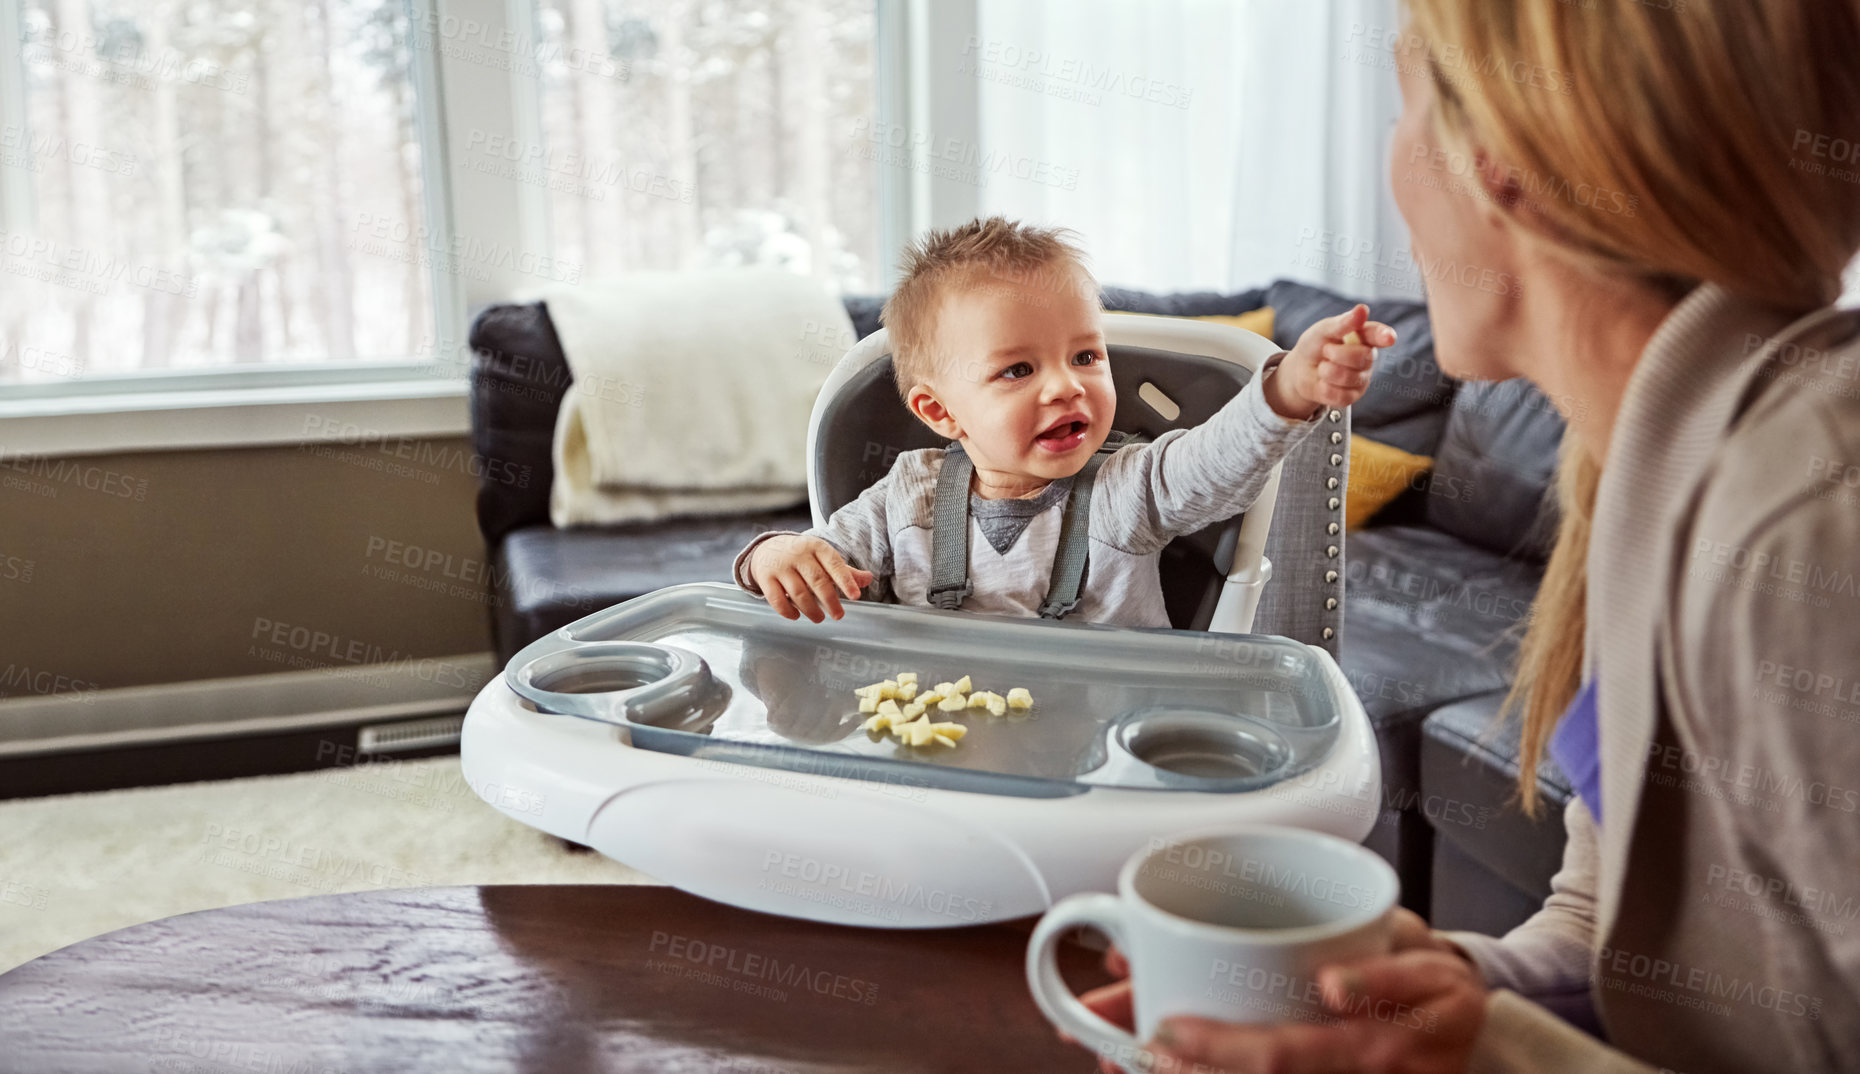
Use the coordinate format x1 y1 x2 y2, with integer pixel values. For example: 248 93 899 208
465 279 1574 935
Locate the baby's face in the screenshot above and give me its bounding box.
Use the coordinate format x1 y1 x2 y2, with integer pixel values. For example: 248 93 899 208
909 270 1114 484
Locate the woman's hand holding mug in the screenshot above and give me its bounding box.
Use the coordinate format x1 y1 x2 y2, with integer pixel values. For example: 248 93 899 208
1097 907 1488 1073
1026 825 1487 1074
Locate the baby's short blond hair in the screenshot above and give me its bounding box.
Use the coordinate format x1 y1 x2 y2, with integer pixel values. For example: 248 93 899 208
879 217 1096 400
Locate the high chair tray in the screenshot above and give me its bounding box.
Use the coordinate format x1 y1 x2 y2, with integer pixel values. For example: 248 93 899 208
502 583 1341 797
463 583 1381 928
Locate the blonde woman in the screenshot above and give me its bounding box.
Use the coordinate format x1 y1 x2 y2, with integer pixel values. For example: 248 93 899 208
1079 2 1860 1070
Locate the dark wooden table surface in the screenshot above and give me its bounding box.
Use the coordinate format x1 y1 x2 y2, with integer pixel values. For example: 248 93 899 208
0 884 1115 1073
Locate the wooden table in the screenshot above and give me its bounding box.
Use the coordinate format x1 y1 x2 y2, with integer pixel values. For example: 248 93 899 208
0 885 1114 1073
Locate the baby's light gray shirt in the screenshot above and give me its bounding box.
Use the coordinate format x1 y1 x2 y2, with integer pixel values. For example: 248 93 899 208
732 365 1321 627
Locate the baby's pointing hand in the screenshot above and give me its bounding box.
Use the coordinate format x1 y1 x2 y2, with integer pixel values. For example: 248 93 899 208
1267 303 1396 419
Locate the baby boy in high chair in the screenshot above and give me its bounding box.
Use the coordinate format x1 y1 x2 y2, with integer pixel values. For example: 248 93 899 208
732 217 1394 627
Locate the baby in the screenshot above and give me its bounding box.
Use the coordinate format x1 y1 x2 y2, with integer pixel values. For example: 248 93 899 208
733 217 1392 627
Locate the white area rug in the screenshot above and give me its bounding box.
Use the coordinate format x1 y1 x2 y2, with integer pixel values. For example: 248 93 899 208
0 756 655 973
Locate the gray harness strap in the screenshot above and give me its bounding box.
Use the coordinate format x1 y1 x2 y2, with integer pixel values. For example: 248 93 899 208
927 447 976 610
928 432 1139 619
1034 450 1111 619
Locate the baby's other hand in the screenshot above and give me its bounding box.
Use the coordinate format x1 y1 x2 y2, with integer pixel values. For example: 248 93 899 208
748 535 875 623
1267 303 1396 419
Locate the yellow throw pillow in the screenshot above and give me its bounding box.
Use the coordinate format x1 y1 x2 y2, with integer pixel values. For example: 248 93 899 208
1347 436 1433 530
1115 306 1278 342
1190 307 1276 340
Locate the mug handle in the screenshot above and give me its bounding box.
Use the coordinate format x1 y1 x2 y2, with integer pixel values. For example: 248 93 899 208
1025 893 1145 1072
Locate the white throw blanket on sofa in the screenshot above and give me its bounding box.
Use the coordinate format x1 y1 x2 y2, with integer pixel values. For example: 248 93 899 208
522 268 857 527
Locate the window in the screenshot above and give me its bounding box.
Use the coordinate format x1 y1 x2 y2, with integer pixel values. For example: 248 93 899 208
0 0 443 384
529 0 881 294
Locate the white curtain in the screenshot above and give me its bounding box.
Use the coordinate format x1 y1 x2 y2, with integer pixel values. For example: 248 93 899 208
1225 0 1414 299
970 0 1246 292
970 0 1411 298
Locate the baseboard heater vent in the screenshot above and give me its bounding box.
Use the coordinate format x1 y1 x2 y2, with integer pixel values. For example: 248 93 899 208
357 715 467 755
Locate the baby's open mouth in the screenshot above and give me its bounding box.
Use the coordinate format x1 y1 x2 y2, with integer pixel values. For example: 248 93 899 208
1033 416 1090 452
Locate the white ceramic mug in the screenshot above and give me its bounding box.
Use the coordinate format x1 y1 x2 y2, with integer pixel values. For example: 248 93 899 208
1025 824 1400 1070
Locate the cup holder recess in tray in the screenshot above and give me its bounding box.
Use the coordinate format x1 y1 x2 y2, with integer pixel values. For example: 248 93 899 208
510 642 728 728
1107 706 1293 790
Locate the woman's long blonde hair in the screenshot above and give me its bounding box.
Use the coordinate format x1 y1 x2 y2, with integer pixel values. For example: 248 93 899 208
1403 0 1860 813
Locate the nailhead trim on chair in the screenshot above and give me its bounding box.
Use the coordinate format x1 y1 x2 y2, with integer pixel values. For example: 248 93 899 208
1324 419 1346 647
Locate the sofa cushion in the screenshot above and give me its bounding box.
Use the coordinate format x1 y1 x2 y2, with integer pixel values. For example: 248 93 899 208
1264 280 1455 455
844 294 886 341
1423 378 1566 561
1339 524 1543 800
1421 690 1573 908
1101 286 1268 317
490 508 814 662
